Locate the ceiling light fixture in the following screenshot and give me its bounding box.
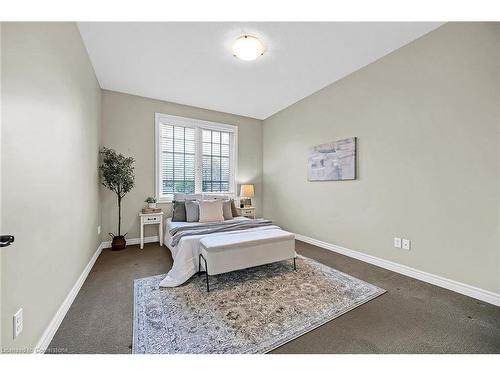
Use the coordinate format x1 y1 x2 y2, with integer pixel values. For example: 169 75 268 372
232 35 265 61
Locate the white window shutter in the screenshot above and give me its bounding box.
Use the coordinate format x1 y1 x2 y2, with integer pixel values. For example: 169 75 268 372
155 113 238 202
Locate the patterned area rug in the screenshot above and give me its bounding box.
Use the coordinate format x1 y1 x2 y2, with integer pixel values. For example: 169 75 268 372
133 255 385 354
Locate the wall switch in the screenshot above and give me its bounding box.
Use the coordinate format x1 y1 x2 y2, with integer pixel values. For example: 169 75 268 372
394 237 402 248
13 308 23 338
402 238 411 250
97 225 101 235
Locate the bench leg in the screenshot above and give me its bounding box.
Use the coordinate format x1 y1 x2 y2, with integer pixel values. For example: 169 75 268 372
205 270 209 292
293 257 297 271
199 253 209 292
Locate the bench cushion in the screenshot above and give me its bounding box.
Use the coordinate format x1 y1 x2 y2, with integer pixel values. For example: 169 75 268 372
199 229 296 276
200 229 294 252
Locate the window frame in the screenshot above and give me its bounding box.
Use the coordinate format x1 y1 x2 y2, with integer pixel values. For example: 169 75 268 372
155 112 238 203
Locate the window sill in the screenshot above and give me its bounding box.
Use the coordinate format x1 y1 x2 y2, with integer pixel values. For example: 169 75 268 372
157 199 174 204
157 193 235 204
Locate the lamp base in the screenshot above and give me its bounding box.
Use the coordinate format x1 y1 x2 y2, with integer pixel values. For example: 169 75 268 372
240 198 252 208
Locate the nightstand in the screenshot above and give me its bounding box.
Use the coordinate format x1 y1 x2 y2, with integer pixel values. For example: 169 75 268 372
237 207 255 219
139 212 164 249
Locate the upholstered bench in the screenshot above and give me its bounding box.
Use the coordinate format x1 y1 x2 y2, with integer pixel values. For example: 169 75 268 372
198 229 296 292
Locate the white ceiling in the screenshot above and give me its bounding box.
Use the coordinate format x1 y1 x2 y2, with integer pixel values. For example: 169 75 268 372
78 22 443 120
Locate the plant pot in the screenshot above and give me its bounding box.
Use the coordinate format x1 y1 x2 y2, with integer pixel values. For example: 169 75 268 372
148 203 157 209
111 235 126 250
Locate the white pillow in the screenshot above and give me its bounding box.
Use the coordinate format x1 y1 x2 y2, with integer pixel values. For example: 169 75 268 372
198 199 224 223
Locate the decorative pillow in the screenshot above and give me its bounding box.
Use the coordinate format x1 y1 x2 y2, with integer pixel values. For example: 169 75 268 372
230 199 239 217
171 201 186 222
198 200 224 223
222 200 233 220
185 200 199 222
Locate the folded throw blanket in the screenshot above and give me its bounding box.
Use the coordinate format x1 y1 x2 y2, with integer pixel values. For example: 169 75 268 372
169 219 273 247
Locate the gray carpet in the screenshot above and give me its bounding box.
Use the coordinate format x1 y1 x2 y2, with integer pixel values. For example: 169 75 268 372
133 256 385 354
47 240 500 354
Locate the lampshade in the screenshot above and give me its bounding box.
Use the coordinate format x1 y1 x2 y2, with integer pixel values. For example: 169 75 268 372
240 184 255 198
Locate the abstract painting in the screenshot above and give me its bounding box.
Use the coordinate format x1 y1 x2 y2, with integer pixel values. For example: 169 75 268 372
308 137 356 181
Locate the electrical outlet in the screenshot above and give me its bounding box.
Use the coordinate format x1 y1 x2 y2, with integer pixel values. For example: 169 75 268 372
394 237 402 248
97 225 101 235
402 238 411 250
13 308 23 338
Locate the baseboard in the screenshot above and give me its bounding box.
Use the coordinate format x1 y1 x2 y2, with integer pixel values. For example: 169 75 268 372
34 242 104 353
34 236 162 352
295 234 500 307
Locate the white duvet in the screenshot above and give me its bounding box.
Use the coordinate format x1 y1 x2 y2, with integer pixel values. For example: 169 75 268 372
160 217 280 287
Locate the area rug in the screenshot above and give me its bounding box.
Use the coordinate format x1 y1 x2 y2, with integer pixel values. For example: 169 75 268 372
133 255 385 354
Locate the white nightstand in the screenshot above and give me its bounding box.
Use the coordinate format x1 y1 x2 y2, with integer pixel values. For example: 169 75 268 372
139 212 164 249
237 207 256 219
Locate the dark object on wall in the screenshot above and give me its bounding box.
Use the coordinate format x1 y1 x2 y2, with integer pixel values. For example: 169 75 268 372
100 147 136 251
0 235 15 247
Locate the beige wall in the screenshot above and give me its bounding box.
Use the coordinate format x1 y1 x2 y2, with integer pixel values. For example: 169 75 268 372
0 22 3 348
0 21 498 352
263 23 500 294
1 23 102 349
101 90 263 240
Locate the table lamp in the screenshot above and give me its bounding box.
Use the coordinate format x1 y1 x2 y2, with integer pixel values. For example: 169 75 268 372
239 184 254 208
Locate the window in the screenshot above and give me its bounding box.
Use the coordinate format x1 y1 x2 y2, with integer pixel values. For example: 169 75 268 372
155 113 237 202
202 129 231 193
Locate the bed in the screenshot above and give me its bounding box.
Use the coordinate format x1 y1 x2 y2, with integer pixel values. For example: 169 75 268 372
160 216 286 287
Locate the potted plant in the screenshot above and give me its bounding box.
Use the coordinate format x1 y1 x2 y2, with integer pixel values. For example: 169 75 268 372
145 196 157 209
100 147 135 250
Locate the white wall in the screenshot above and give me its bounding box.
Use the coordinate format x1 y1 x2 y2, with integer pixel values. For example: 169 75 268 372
1 23 102 350
100 90 263 240
263 23 500 294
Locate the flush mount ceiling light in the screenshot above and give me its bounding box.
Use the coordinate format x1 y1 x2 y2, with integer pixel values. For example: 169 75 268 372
232 35 265 61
